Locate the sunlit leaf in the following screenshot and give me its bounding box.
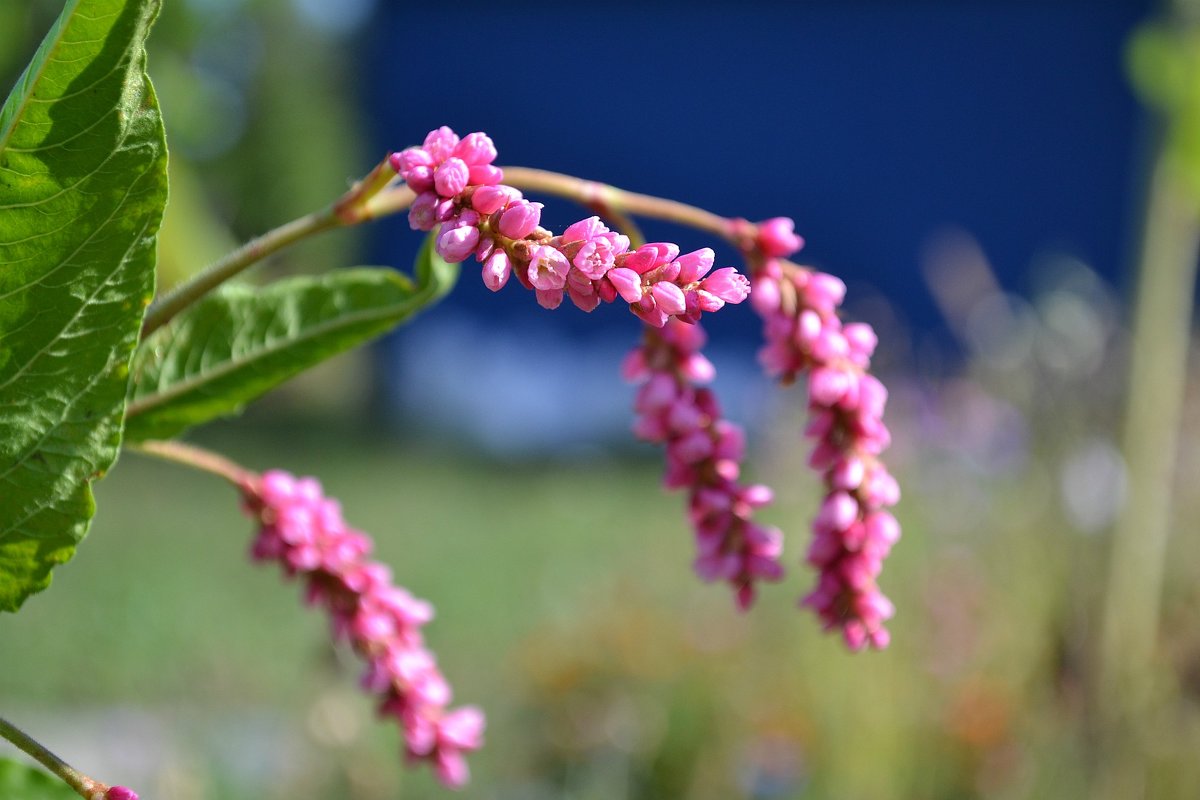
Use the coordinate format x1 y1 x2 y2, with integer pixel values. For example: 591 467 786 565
0 0 167 610
125 252 457 441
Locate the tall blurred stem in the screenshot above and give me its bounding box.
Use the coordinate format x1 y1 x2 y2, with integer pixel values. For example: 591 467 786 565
1095 141 1199 793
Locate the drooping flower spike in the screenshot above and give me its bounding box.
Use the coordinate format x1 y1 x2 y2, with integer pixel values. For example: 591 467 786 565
746 236 901 651
242 470 483 788
624 320 786 610
391 127 899 652
390 127 750 325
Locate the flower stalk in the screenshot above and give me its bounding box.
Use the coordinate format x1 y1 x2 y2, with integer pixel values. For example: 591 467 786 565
0 716 135 800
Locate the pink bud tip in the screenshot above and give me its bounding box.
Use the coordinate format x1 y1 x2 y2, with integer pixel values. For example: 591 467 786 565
482 251 511 291
471 184 520 215
674 248 715 284
498 201 542 240
434 157 470 198
562 216 607 243
436 224 481 264
106 788 139 800
650 281 687 316
699 268 751 304
607 267 644 303
756 217 805 257
453 131 497 166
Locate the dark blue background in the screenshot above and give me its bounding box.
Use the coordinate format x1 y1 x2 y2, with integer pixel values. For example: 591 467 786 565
366 0 1151 331
361 1 1154 449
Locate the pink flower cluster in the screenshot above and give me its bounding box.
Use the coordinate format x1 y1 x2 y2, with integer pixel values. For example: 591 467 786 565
390 127 751 324
624 320 785 610
748 230 901 651
242 470 484 788
391 128 901 650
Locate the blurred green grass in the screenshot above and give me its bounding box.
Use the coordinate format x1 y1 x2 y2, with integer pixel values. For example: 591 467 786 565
7 399 1196 799
0 419 931 798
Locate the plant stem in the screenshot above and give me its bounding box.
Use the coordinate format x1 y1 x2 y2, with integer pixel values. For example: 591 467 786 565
500 166 743 245
364 167 749 249
0 716 108 799
142 156 405 338
127 439 254 486
141 207 340 337
1094 148 1200 796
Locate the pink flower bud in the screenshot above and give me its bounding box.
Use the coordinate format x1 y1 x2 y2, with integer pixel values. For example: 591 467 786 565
651 260 682 283
815 491 860 533
391 147 433 176
434 157 470 197
695 290 724 313
471 185 521 214
106 788 139 800
699 268 751 303
422 126 459 161
468 164 503 186
674 430 714 463
830 456 865 490
756 217 804 257
607 267 644 302
623 246 658 274
499 201 542 239
796 309 823 344
843 621 868 651
807 529 841 566
436 751 469 788
562 216 607 242
631 301 669 328
750 275 781 315
651 281 687 316
844 322 878 363
680 352 715 384
803 272 847 313
596 277 617 303
865 511 901 547
535 287 563 309
428 198 452 224
646 242 680 265
474 235 495 262
404 165 434 194
863 466 901 507
741 484 775 508
482 251 511 291
436 224 480 264
440 706 486 750
568 283 601 312
453 132 497 165
808 366 851 406
674 248 715 283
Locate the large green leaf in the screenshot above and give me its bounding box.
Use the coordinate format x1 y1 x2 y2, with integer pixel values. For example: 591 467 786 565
0 758 77 800
0 0 167 610
124 252 458 441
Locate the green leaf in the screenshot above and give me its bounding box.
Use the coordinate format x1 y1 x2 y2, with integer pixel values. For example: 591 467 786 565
124 256 457 441
0 0 167 611
0 758 77 800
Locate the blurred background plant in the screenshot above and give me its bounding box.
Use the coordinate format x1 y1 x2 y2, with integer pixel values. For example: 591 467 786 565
3 0 1200 798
